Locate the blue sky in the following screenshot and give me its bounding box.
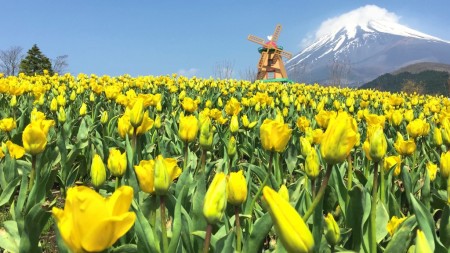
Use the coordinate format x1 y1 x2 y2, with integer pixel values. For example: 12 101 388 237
2 1 449 78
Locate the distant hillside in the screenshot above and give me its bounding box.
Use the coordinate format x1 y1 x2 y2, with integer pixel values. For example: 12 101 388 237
360 70 450 95
392 62 450 75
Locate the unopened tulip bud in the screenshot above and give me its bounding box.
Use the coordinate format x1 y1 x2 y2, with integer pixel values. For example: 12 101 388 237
129 99 144 128
305 148 320 180
230 115 239 134
58 107 66 123
50 98 58 112
227 136 237 157
369 126 387 162
91 154 106 188
441 151 450 179
100 111 108 124
227 170 247 205
324 213 340 246
154 115 162 129
263 186 314 252
79 103 87 116
10 95 17 107
203 172 228 224
107 148 126 177
200 117 213 150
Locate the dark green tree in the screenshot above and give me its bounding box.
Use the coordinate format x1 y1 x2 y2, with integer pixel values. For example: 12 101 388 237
19 44 53 75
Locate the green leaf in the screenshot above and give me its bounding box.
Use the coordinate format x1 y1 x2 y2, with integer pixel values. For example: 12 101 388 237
345 185 370 252
132 200 161 253
110 244 138 253
410 193 446 253
0 221 20 253
169 186 188 252
0 176 20 206
19 203 52 253
243 213 272 253
384 215 416 253
376 201 389 243
440 205 450 248
330 163 347 219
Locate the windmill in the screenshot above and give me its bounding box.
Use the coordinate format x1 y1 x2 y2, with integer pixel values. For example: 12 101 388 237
248 24 293 81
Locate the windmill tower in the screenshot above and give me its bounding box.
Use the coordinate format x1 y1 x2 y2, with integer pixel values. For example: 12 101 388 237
248 24 293 81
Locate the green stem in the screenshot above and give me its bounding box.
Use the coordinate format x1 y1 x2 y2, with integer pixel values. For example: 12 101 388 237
234 206 242 253
203 223 212 253
311 178 316 199
380 163 385 204
370 161 379 253
346 155 353 206
303 163 333 222
132 128 137 156
183 142 188 171
200 149 206 174
245 151 273 215
115 176 120 190
160 195 169 253
28 155 37 191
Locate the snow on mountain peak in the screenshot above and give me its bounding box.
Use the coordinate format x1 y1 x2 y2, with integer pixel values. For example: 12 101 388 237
314 5 442 41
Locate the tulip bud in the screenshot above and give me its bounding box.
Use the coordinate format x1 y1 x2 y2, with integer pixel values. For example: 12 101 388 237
50 98 58 112
278 184 289 202
260 119 292 153
107 148 127 177
415 230 432 253
227 170 247 205
89 92 95 102
203 172 228 224
324 213 340 246
178 114 199 143
217 97 223 107
433 127 443 146
262 186 314 252
100 111 108 124
299 137 311 157
305 148 320 180
383 155 402 176
0 118 17 132
129 99 144 128
200 117 213 150
369 126 387 162
154 115 162 129
441 151 450 179
10 95 17 107
230 115 239 134
227 136 237 157
154 155 170 195
320 112 357 165
426 161 438 182
70 91 76 101
79 103 87 116
58 107 66 123
91 154 106 188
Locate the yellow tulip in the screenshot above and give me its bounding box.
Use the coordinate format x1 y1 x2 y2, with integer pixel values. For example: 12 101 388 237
181 97 198 113
315 110 336 129
391 110 403 126
134 160 155 194
324 213 340 246
406 119 430 138
22 120 54 155
0 118 16 132
368 126 387 162
153 155 181 195
91 154 106 187
433 127 443 146
426 161 438 181
386 216 407 236
135 111 154 135
320 112 357 165
394 132 416 156
365 114 386 129
129 98 144 128
52 185 136 253
441 151 450 179
154 115 162 129
305 148 320 180
178 114 199 143
224 97 241 116
415 230 432 253
230 115 239 134
312 128 323 145
10 95 17 107
227 170 247 205
278 184 289 202
118 114 133 138
383 155 402 176
260 119 292 153
58 107 66 123
5 141 25 159
100 111 108 124
296 116 310 132
262 186 314 253
107 148 127 177
203 172 228 224
50 98 58 112
79 103 87 116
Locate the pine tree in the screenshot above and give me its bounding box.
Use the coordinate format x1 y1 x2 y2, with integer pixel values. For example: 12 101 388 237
19 44 54 75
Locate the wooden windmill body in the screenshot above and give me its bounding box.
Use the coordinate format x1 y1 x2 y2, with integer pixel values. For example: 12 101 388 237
248 24 293 81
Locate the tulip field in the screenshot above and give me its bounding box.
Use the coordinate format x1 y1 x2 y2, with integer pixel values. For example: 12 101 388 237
1 72 450 252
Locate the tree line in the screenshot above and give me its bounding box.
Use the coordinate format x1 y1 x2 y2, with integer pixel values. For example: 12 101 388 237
0 44 68 76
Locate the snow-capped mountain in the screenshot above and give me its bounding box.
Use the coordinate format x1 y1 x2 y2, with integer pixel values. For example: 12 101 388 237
286 6 450 87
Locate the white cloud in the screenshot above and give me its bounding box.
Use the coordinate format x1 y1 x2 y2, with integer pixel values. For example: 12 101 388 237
177 68 198 77
315 5 401 39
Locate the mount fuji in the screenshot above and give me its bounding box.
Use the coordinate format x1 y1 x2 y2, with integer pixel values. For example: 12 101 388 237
286 5 450 87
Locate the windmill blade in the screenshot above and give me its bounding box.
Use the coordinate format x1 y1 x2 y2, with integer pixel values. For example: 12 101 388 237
279 50 292 59
258 52 269 69
248 35 266 46
271 24 282 42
